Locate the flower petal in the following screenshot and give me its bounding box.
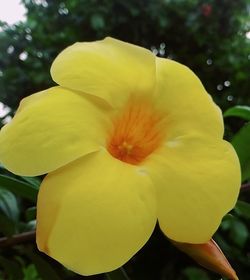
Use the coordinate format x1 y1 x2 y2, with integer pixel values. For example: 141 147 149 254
154 58 224 139
144 136 240 243
0 87 110 176
36 150 157 275
51 37 156 108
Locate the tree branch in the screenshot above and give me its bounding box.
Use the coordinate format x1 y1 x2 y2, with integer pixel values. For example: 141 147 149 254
240 182 250 192
0 230 35 248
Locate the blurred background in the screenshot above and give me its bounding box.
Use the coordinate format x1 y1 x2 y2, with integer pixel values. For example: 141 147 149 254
0 0 249 279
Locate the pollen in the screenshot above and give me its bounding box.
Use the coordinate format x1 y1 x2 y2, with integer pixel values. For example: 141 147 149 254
107 98 166 165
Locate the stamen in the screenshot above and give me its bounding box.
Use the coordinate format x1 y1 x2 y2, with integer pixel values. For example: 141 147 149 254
107 98 166 164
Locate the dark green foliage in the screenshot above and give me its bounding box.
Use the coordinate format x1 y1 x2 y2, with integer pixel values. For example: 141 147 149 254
0 0 249 111
0 174 39 202
224 106 250 121
232 122 250 181
0 0 249 279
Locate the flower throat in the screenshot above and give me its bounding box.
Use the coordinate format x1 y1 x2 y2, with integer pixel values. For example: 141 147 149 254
107 98 165 165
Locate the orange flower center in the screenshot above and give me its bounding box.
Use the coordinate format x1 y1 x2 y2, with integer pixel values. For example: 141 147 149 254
107 98 166 165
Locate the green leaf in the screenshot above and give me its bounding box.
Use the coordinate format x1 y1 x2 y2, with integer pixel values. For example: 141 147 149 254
224 106 250 121
23 220 36 231
229 218 248 248
23 264 41 280
90 14 105 30
234 201 250 219
0 188 19 221
0 175 38 202
0 213 16 236
106 267 130 280
220 214 235 231
0 256 24 280
25 246 61 280
25 206 37 222
21 176 41 188
182 267 210 280
0 188 19 235
231 122 250 181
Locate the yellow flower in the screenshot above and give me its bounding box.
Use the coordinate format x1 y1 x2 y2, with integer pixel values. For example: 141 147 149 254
0 38 240 275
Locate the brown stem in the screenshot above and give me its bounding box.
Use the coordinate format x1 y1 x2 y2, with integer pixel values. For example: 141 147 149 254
0 230 36 248
240 182 250 192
